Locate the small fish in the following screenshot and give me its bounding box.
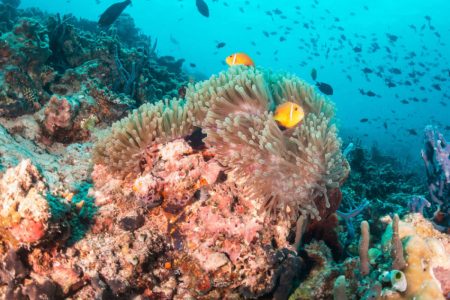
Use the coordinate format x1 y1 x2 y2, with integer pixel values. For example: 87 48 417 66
432 84 441 91
360 118 369 123
170 35 179 45
216 42 226 48
225 53 254 67
389 68 401 74
273 102 305 128
98 0 131 27
311 68 317 81
407 129 418 136
316 82 333 95
386 33 398 42
178 86 187 98
362 67 373 74
190 63 196 68
196 0 209 17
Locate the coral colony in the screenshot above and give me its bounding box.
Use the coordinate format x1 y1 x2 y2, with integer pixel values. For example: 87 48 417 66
0 2 449 300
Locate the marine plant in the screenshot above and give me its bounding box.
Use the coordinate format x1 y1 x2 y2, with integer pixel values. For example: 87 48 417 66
93 66 349 223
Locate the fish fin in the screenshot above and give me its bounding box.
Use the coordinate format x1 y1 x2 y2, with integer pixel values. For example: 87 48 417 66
289 103 294 123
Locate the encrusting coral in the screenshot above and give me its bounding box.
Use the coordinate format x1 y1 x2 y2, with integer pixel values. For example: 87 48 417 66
94 66 349 224
331 213 450 300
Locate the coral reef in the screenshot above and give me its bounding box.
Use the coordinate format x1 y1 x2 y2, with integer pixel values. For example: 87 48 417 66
94 67 348 222
0 3 187 123
354 214 449 299
89 65 349 297
1 62 349 297
1 3 446 300
289 241 340 299
289 213 449 299
336 141 431 255
0 6 193 297
422 125 449 232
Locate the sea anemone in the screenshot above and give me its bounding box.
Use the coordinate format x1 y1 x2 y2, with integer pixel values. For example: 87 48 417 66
93 66 349 221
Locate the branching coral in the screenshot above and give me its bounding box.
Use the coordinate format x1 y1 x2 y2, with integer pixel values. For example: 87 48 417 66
93 67 349 221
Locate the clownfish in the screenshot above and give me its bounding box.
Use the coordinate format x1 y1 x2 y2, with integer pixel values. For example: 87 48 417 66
225 53 255 67
273 102 305 128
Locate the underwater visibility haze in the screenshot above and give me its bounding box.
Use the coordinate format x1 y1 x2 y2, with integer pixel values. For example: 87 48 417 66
0 0 449 299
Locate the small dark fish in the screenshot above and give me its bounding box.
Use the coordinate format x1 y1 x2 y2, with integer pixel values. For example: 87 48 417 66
386 81 396 88
216 42 226 48
383 122 388 129
389 68 401 74
178 86 187 98
170 35 179 45
366 91 376 97
409 24 417 31
98 0 131 27
360 118 369 123
273 8 282 15
196 0 209 17
401 99 409 104
386 33 398 42
316 82 333 95
407 129 418 136
432 84 441 91
190 63 196 68
311 68 317 81
362 67 373 74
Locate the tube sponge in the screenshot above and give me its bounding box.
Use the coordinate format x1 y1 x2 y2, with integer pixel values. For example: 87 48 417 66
359 220 370 276
391 214 406 270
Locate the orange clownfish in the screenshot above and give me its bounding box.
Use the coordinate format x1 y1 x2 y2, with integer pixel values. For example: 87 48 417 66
225 53 255 67
273 102 305 128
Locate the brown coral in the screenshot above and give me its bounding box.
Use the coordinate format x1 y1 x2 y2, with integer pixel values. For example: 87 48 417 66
43 95 75 135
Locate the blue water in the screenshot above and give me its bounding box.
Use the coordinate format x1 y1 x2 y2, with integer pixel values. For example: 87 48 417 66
21 0 450 164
